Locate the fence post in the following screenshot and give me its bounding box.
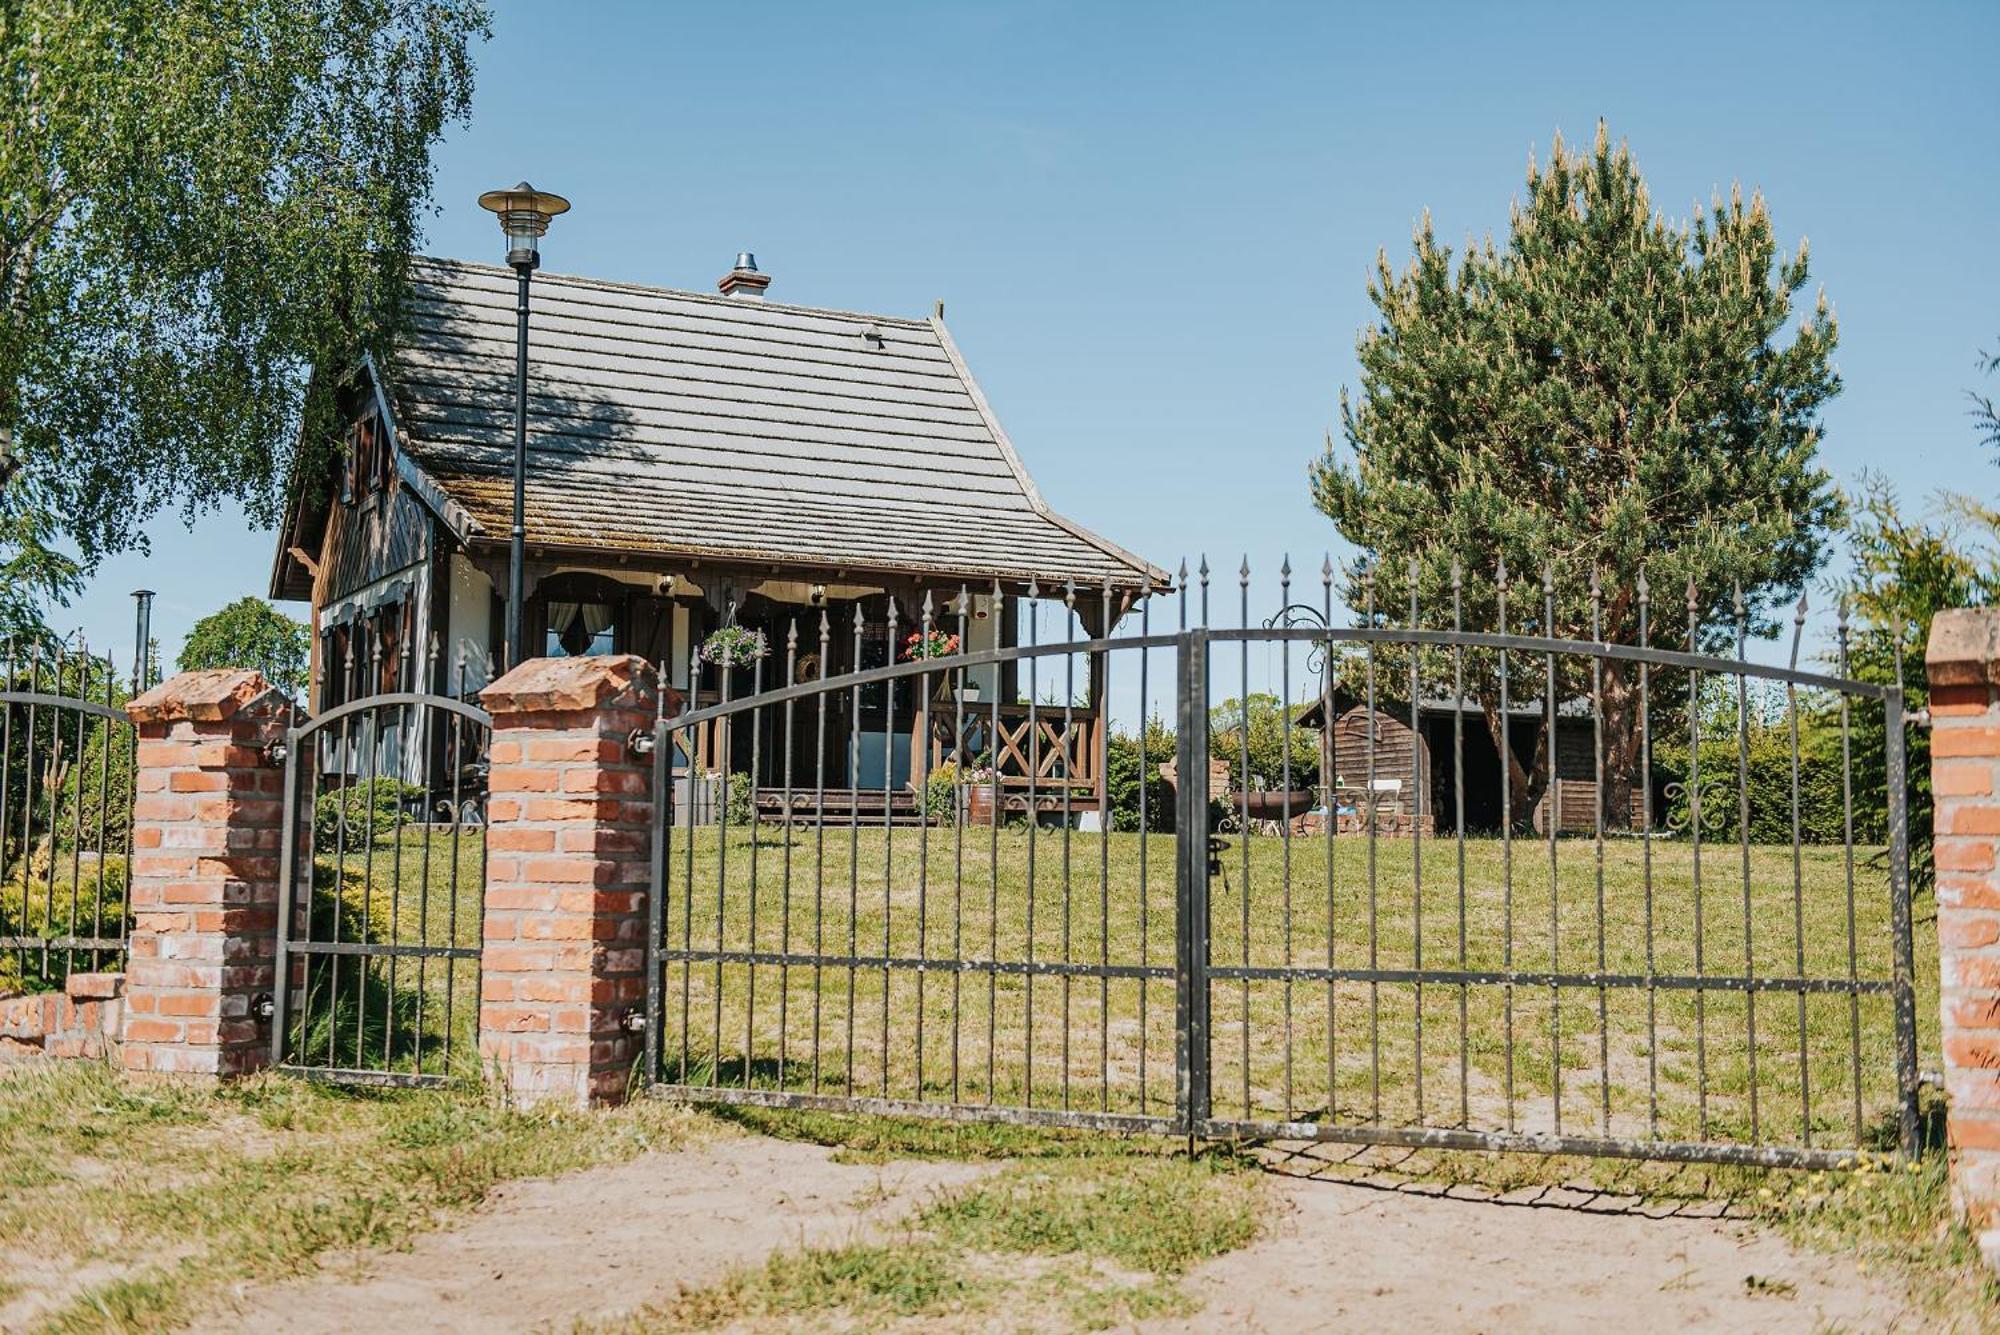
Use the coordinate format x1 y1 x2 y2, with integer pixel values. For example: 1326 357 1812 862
477 655 664 1108
121 669 287 1077
1926 609 2000 1241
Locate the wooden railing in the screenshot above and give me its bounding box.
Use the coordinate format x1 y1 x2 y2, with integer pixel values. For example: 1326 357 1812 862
923 702 1101 796
671 690 1103 799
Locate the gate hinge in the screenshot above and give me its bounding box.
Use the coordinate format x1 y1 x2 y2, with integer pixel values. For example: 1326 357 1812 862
1206 834 1230 877
626 728 656 758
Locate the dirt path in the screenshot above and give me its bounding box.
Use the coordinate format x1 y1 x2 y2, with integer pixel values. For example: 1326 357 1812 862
199 1136 986 1334
1147 1172 1912 1333
202 1134 1916 1333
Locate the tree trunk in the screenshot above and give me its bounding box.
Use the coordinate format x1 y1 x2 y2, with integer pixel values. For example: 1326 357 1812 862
1480 698 1550 833
1599 663 1642 830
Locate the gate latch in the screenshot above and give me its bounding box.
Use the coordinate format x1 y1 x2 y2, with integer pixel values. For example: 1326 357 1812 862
1206 835 1230 877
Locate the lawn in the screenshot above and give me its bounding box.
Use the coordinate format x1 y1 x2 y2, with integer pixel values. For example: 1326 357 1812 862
654 823 1928 1158
289 818 1930 1160
278 825 488 1079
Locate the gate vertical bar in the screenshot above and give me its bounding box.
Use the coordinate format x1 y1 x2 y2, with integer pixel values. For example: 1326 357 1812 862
1175 631 1212 1134
1883 687 1920 1157
646 704 671 1087
269 723 302 1069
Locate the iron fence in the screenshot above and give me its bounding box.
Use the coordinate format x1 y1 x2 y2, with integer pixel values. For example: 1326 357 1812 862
0 641 136 991
641 561 1918 1169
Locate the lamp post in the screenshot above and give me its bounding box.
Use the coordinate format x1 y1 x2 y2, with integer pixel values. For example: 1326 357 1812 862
130 589 154 693
477 181 570 670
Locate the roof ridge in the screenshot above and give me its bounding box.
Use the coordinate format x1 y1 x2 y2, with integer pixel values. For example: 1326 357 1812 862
410 255 933 330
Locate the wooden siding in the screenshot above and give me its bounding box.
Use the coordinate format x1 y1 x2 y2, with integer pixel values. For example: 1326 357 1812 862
1326 706 1429 817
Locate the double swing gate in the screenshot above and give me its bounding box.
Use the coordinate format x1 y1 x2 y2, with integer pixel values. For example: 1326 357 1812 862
644 570 1921 1169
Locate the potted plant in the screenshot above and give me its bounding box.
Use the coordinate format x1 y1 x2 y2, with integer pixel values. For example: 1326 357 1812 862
902 628 960 660
903 627 960 702
700 624 768 670
963 764 999 826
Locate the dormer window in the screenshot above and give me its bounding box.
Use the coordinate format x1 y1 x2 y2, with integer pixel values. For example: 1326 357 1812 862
345 406 393 505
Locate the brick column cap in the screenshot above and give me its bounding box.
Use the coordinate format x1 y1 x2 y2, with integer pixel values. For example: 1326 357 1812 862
481 654 676 716
127 668 282 725
1929 608 2000 688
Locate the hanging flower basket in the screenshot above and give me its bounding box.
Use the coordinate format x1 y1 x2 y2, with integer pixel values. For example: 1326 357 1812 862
700 625 769 668
903 629 961 660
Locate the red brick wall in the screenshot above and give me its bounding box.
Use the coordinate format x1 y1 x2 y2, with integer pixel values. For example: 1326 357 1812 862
120 669 286 1077
0 972 124 1060
478 655 664 1107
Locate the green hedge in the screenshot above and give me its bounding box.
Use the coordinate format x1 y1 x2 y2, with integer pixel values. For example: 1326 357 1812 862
1652 722 1857 845
314 779 426 846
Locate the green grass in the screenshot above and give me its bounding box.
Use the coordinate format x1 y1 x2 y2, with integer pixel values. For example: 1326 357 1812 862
1755 1151 2000 1324
0 1059 713 1333
609 1146 1260 1332
651 824 1930 1155
282 826 487 1078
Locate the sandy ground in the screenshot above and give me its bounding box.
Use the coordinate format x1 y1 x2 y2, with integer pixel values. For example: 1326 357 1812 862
198 1134 1917 1334
198 1136 986 1334
1148 1155 1914 1334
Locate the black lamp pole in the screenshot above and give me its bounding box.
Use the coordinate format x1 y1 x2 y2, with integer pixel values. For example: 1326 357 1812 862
477 181 570 671
506 256 532 670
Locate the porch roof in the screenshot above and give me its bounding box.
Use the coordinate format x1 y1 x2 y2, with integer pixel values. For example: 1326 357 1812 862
379 257 1167 591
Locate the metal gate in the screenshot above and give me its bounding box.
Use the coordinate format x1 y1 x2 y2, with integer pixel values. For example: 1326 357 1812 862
271 685 491 1086
0 642 136 989
642 569 1917 1168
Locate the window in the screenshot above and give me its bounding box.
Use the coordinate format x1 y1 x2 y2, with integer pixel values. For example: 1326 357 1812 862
345 407 393 505
545 600 616 657
533 573 630 658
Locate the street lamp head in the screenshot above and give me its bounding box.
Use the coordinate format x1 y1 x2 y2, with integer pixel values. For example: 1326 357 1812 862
477 181 570 270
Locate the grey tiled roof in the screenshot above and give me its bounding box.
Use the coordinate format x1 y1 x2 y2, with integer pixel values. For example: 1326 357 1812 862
385 257 1165 589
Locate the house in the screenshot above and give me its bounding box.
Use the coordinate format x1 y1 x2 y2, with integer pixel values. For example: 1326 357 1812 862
268 253 1165 816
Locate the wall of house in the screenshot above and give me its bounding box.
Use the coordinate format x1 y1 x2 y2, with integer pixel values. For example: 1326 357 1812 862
445 551 494 694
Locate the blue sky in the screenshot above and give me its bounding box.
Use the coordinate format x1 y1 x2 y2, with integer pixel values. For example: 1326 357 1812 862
60 0 2000 681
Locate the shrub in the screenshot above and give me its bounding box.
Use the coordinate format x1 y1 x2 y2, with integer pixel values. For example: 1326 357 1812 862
51 717 136 852
1653 720 1850 844
1107 717 1178 833
923 762 961 823
0 852 130 992
1208 695 1319 792
723 772 756 826
314 779 426 846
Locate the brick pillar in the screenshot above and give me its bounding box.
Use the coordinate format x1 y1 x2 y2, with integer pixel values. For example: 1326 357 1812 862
121 669 287 1077
1928 610 2000 1242
478 655 666 1108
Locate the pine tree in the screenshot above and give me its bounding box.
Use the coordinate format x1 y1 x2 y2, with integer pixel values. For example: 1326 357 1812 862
1312 124 1843 826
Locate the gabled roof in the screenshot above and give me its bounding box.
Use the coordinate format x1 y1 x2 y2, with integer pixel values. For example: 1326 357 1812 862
358 256 1163 591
